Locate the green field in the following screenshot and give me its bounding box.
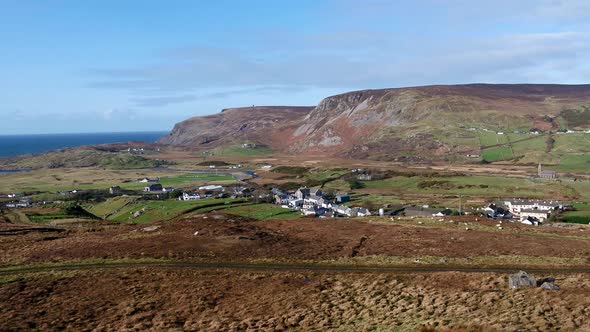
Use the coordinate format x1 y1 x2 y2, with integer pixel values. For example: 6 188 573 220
506 133 532 142
84 196 138 218
561 203 590 224
107 198 239 223
559 202 590 224
567 182 590 201
118 174 235 190
561 211 590 224
552 154 590 173
220 203 301 220
90 200 301 222
430 128 479 151
478 132 509 147
362 175 571 199
83 197 265 223
27 205 98 223
307 169 348 183
321 178 355 192
552 134 590 154
0 169 235 193
26 212 78 223
510 136 546 156
482 146 513 161
158 174 235 186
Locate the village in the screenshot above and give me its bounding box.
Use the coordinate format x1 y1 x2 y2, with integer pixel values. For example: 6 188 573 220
0 162 577 226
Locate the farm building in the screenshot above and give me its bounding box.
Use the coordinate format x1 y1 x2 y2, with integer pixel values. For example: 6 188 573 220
144 184 163 192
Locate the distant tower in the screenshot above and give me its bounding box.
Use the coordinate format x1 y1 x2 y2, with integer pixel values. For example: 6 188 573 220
538 163 542 176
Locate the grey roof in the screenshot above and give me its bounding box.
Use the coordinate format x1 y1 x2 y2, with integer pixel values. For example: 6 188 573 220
403 207 449 216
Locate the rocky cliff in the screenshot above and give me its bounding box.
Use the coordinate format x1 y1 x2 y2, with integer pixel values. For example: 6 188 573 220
159 84 590 160
158 106 313 149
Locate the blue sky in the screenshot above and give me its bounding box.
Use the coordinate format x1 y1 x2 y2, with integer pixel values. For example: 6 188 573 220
1 0 589 134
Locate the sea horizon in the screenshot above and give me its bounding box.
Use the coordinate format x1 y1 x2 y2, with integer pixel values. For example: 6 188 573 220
0 131 168 158
0 130 169 137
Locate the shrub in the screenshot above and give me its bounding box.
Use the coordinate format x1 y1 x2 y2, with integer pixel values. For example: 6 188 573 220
545 136 555 153
197 161 230 166
348 180 365 190
417 180 454 189
271 166 310 175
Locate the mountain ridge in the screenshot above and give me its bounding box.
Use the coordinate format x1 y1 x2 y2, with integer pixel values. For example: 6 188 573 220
158 83 590 161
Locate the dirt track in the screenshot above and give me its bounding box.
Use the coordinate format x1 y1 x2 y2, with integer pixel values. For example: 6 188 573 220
4 260 590 277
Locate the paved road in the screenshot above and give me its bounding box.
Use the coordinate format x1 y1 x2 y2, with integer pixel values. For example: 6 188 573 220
2 261 589 276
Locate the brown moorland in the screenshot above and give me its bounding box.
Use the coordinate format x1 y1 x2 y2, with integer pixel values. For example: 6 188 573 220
2 214 590 331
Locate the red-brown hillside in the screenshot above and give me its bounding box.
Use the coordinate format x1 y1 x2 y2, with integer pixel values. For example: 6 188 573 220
159 84 590 159
158 106 313 148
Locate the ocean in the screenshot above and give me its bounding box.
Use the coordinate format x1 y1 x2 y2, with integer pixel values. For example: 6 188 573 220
0 131 168 158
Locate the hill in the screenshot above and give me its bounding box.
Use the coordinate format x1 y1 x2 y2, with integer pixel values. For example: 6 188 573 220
158 106 314 151
0 145 173 170
159 84 590 162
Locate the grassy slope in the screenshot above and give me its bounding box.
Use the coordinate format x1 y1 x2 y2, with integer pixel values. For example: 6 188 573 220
158 174 235 186
471 131 590 167
0 149 170 170
362 175 573 199
482 146 513 161
108 198 242 223
84 196 138 218
560 203 590 224
221 203 301 220
0 169 235 193
421 107 589 167
478 132 509 147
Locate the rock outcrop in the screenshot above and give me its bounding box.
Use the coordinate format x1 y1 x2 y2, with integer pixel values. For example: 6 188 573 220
509 271 536 289
158 106 313 148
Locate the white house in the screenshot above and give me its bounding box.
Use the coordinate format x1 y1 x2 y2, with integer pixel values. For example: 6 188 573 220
309 188 323 197
317 198 332 209
303 207 317 216
180 192 201 201
287 199 304 209
5 199 32 208
519 209 550 222
144 184 163 192
333 205 353 217
274 194 291 205
504 199 560 214
353 207 371 217
304 195 323 206
139 177 159 183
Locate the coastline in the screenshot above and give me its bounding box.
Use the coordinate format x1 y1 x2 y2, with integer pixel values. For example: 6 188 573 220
0 131 167 158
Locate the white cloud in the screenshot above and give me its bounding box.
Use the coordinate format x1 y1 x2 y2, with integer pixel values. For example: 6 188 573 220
534 0 590 19
100 108 137 121
86 2 590 108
